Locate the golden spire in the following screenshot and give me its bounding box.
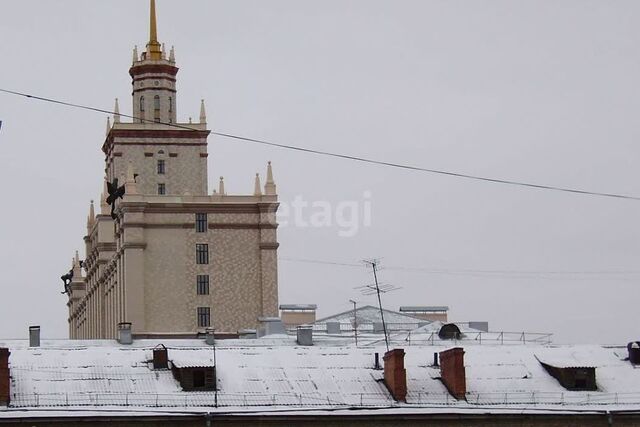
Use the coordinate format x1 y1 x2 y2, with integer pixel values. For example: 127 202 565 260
146 0 162 60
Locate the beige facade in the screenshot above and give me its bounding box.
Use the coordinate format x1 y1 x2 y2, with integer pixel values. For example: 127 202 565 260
67 1 279 339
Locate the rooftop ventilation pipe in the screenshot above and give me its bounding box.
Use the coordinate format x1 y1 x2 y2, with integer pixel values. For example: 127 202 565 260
205 328 215 346
29 326 40 348
296 325 313 346
117 322 133 345
374 352 381 370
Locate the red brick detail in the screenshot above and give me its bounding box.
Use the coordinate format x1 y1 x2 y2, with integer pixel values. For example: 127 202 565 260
133 87 177 94
169 153 178 158
110 129 209 140
0 348 10 406
440 347 466 400
200 153 209 158
383 348 407 402
133 75 177 83
129 64 179 78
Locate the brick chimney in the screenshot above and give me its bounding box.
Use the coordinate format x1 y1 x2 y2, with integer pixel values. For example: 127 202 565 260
383 348 407 402
0 348 10 406
439 347 466 400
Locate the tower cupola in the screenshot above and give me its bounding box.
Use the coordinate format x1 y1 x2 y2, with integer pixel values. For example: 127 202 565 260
130 0 178 124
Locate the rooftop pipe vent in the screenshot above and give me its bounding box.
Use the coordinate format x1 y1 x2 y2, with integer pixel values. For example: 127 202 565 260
29 326 40 348
117 322 133 345
296 325 313 346
205 328 215 346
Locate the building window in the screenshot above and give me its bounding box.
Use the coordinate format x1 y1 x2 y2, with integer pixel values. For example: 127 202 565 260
158 183 166 195
157 159 165 175
195 213 207 233
197 275 209 295
197 307 211 327
169 97 173 112
154 95 161 122
193 370 206 388
196 244 209 264
140 96 145 111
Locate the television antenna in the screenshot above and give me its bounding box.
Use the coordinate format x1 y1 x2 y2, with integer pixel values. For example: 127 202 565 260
356 259 402 352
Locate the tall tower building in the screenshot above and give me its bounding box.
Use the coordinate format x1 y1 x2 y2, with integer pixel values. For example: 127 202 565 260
67 0 280 339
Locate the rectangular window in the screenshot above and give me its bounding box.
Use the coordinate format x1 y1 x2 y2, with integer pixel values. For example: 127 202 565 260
197 307 211 327
158 183 166 195
195 213 207 233
193 370 205 388
157 159 165 175
196 244 209 265
197 275 210 295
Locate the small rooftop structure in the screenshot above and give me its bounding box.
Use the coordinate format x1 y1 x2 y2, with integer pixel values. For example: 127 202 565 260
400 306 449 322
280 304 318 329
315 305 429 333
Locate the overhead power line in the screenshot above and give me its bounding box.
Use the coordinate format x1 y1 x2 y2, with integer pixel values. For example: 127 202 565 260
1 87 639 201
279 256 640 280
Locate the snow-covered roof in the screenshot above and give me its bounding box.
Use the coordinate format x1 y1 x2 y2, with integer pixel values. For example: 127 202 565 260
534 347 606 369
170 349 215 368
0 338 638 418
315 305 427 327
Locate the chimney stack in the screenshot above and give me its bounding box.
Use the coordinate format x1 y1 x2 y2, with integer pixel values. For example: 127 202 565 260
29 326 40 348
383 349 407 402
0 348 10 406
117 322 133 345
439 347 466 400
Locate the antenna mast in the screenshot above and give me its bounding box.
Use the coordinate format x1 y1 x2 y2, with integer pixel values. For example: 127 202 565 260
363 260 390 352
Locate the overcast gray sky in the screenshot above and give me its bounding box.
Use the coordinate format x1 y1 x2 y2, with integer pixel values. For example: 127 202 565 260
1 0 639 344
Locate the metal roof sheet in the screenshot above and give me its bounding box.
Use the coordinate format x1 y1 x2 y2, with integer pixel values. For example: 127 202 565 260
400 306 449 312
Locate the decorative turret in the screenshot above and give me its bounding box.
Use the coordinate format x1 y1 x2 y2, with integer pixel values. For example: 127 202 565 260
254 173 263 196
265 161 277 195
132 45 139 64
200 100 207 124
218 177 226 196
72 251 83 281
130 0 179 124
100 178 110 215
169 46 175 63
106 117 111 137
87 200 96 231
114 98 121 123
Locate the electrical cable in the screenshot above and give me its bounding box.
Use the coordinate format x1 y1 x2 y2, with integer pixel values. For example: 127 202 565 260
1 88 639 201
